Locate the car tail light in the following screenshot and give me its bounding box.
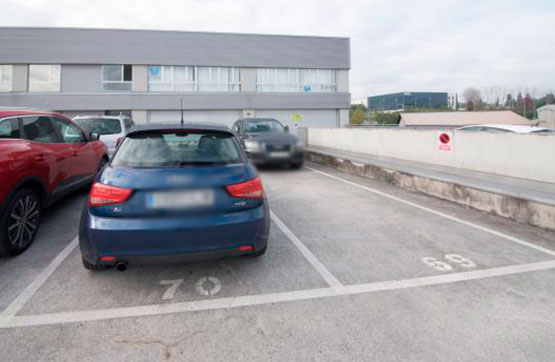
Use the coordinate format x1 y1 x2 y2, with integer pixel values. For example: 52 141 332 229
89 183 133 207
237 245 254 252
100 256 116 261
226 177 264 199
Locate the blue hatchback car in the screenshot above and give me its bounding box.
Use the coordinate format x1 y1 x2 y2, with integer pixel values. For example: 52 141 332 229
79 123 270 271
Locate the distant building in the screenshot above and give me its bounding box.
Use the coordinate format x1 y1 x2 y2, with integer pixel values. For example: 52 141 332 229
399 111 531 127
368 92 448 111
537 105 555 129
448 93 458 110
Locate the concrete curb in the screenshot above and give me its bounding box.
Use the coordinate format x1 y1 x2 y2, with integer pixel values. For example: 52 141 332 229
307 150 555 232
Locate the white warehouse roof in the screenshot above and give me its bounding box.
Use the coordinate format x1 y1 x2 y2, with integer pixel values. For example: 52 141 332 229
400 111 531 126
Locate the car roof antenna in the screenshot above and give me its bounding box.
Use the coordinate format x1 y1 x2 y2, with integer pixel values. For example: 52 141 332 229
180 98 184 125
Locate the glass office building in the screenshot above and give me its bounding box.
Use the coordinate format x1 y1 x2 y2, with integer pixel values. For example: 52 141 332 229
368 92 448 111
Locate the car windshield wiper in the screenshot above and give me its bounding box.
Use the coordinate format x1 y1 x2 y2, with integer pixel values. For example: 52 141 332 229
177 161 229 166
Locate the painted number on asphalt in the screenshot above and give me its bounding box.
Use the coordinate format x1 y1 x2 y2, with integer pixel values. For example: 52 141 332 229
421 254 477 271
421 257 453 271
159 276 222 300
444 253 477 268
159 279 185 300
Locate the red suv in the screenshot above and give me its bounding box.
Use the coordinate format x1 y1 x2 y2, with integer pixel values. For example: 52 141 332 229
0 109 108 256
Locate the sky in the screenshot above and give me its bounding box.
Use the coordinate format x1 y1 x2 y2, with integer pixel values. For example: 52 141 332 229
1 0 554 101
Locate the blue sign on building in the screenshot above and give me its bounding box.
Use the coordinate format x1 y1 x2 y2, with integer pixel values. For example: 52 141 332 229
149 66 161 76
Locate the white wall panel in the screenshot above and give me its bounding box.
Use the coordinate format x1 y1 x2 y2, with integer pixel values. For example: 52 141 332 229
148 110 241 127
255 109 337 134
308 128 555 183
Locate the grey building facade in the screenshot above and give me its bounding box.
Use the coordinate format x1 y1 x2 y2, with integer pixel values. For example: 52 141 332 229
0 27 350 129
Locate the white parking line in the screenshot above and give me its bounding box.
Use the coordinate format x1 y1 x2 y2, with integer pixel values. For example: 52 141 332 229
0 236 78 318
306 166 555 258
271 211 343 289
1 259 554 329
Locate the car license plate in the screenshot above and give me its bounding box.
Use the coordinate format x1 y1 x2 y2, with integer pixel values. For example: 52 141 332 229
269 151 290 158
147 189 214 209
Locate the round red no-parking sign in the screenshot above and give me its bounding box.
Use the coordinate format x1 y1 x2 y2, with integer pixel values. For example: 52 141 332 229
439 133 450 145
438 132 452 151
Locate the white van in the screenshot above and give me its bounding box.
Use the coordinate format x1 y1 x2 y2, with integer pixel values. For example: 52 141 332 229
72 115 135 157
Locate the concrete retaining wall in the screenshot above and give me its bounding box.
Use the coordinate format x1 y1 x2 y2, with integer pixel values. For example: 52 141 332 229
307 151 555 231
308 128 555 183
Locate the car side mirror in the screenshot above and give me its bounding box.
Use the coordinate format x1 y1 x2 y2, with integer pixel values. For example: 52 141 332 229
89 132 99 141
284 125 290 133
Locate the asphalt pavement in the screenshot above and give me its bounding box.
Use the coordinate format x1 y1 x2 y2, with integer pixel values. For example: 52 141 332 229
1 162 554 362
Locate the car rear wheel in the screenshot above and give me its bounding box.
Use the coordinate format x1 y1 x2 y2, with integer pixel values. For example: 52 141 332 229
82 258 107 271
290 161 304 170
0 189 41 256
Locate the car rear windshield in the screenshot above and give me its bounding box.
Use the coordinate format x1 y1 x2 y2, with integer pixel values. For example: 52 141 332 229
243 119 285 133
74 118 122 135
111 131 244 167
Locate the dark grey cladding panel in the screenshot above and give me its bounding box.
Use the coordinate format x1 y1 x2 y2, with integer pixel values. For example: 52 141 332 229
0 92 351 111
0 28 350 69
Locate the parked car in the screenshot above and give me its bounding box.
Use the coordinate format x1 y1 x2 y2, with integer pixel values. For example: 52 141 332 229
79 123 270 271
232 118 305 169
72 115 135 157
457 124 554 134
0 109 109 256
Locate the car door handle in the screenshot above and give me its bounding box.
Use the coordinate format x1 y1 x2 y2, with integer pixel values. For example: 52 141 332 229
72 151 78 157
34 155 46 162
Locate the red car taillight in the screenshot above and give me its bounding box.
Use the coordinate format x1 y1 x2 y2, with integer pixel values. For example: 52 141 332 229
226 177 264 199
89 183 133 207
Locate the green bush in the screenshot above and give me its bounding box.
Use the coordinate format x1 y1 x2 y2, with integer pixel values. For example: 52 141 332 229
370 112 400 125
350 104 368 125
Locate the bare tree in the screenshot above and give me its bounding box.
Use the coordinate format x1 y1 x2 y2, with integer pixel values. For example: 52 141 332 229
463 87 482 111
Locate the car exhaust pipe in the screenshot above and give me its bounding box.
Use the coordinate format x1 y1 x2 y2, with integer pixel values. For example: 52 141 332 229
115 261 128 272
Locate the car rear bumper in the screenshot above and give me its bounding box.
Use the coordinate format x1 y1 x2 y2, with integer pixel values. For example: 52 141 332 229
79 203 270 265
247 150 305 165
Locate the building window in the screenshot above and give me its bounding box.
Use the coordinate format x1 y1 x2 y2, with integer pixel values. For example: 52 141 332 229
148 65 195 92
102 65 132 91
299 69 336 92
256 68 299 92
256 68 336 92
0 65 13 92
197 67 240 92
29 65 61 92
148 66 240 92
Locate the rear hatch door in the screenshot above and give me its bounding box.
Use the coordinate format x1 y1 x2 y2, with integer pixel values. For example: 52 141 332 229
89 128 260 218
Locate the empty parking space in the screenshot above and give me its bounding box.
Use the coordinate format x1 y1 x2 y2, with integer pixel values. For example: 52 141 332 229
263 165 555 285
